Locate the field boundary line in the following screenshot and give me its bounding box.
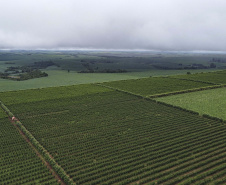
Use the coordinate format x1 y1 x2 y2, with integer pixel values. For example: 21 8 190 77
0 101 76 185
167 76 219 85
14 124 65 184
96 82 225 99
96 84 226 122
148 85 225 98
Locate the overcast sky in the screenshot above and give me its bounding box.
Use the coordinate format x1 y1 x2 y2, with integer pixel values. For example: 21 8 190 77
0 0 226 51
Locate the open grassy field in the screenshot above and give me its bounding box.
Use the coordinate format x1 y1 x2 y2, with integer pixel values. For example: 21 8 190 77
1 84 226 184
156 87 226 120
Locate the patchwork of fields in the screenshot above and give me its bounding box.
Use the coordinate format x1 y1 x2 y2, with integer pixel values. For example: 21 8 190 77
1 78 226 184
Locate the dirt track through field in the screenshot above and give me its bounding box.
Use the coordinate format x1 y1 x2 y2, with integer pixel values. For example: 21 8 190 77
9 117 66 185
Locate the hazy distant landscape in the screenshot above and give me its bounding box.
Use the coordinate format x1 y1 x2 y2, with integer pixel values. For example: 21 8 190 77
0 50 225 91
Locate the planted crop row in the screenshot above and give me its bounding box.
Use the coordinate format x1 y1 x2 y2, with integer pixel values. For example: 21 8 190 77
148 84 224 98
0 83 111 105
171 70 226 84
102 76 212 96
3 87 226 185
0 116 58 185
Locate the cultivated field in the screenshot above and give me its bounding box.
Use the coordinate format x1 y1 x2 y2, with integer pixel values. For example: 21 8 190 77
0 51 224 92
0 107 7 118
103 77 214 96
1 84 226 184
171 70 226 84
1 69 221 92
0 116 58 184
1 60 226 184
156 87 226 120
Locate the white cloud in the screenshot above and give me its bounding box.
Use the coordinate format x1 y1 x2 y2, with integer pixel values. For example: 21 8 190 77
0 0 226 50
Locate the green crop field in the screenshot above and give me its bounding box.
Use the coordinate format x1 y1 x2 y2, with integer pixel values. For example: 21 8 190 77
0 107 7 118
1 84 226 184
0 84 111 105
103 77 213 96
171 70 226 84
0 69 220 92
156 87 226 120
0 116 58 184
1 53 226 184
1 50 224 92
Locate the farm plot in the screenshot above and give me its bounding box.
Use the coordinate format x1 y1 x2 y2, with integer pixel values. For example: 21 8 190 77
156 87 226 120
0 83 112 105
102 77 213 96
2 85 226 184
171 70 226 84
0 107 7 118
0 116 58 185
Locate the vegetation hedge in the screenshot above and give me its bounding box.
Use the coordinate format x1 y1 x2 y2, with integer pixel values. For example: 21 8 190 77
202 114 225 123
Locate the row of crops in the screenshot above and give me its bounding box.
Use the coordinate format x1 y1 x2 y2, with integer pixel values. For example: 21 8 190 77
0 115 58 184
0 107 7 119
2 84 226 184
0 83 111 105
101 70 226 97
171 70 226 85
0 84 112 185
102 77 215 97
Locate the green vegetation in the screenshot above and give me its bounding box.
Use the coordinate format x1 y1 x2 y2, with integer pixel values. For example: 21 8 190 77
103 77 213 96
0 106 7 118
1 63 50 81
18 69 48 80
171 70 226 84
156 87 226 120
0 50 225 92
0 116 58 184
1 51 226 184
0 84 111 105
0 84 226 184
1 69 221 92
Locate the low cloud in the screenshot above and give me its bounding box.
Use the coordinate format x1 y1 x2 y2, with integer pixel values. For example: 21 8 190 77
1 0 226 51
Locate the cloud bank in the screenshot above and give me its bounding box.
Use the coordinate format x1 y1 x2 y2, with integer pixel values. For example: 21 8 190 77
0 0 226 51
